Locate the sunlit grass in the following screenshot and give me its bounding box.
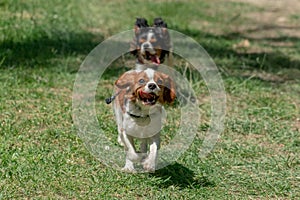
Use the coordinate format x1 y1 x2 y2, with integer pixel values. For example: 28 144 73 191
0 0 299 199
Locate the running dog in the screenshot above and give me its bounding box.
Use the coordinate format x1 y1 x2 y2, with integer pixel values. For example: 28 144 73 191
112 68 176 172
130 17 172 70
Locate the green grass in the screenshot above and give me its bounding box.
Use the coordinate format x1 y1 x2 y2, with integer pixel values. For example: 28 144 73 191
1 0 300 199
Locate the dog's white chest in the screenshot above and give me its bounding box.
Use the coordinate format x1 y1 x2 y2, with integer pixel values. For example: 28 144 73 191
123 111 163 138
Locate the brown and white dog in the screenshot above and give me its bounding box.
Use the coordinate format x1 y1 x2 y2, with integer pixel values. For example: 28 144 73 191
130 17 172 70
113 68 176 172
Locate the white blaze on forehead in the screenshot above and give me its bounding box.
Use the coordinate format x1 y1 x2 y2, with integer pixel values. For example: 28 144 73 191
147 31 154 42
144 68 161 93
145 68 155 80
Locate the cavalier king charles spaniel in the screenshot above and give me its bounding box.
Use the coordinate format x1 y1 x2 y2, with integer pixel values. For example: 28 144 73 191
130 17 172 70
113 68 176 172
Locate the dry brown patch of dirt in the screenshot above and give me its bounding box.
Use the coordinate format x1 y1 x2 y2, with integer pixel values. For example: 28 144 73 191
228 0 300 39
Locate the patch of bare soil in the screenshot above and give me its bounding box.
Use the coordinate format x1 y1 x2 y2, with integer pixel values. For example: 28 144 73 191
222 0 300 82
228 0 300 39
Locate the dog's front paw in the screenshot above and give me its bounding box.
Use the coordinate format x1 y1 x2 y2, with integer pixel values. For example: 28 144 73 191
121 166 136 173
121 158 137 173
117 135 124 146
142 159 156 172
121 162 136 173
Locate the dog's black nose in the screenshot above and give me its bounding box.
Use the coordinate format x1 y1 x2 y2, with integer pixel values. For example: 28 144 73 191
143 43 150 49
148 83 157 90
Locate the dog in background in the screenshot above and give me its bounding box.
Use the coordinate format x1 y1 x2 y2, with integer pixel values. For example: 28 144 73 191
130 17 172 70
113 68 176 172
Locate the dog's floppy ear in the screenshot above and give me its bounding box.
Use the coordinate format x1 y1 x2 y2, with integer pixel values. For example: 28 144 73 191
130 18 149 54
115 71 137 89
154 17 167 28
154 17 169 34
135 18 149 27
158 74 176 104
134 18 149 34
129 39 138 55
163 76 176 104
153 17 171 63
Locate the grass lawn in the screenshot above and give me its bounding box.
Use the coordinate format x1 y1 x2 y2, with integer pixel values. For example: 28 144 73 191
1 0 299 199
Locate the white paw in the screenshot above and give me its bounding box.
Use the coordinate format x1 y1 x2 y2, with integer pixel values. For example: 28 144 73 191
118 136 124 146
142 159 156 172
121 165 136 173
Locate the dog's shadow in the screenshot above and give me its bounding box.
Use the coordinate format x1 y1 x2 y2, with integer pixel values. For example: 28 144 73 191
149 163 215 189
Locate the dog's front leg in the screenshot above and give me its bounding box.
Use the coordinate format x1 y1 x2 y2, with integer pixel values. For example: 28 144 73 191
142 133 160 172
121 133 141 172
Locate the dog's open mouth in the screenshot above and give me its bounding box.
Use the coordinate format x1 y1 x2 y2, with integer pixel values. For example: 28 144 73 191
144 51 160 65
139 90 158 105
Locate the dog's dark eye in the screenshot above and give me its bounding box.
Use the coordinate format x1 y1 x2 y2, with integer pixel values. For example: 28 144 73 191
139 38 146 43
157 79 163 85
150 37 157 43
139 79 145 84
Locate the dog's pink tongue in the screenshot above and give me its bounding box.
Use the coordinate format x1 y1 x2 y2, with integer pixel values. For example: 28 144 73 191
151 56 160 64
140 90 152 98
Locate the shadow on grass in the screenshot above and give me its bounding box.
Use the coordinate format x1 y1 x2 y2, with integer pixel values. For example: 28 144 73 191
151 163 215 189
225 24 300 40
2 23 299 81
0 30 103 71
224 25 300 70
